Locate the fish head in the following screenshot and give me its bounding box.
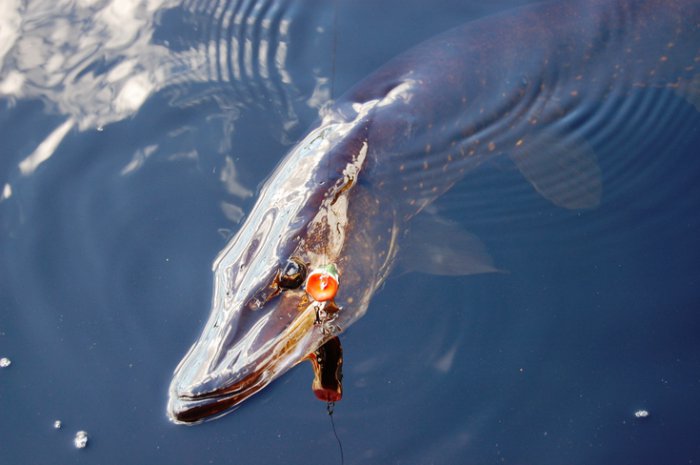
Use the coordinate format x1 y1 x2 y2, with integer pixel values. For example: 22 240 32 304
167 111 397 424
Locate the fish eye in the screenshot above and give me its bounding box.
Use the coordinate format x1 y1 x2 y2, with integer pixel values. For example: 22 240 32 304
278 257 307 289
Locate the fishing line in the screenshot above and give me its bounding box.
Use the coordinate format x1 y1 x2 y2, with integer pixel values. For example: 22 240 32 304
330 0 339 100
327 401 344 465
322 0 339 187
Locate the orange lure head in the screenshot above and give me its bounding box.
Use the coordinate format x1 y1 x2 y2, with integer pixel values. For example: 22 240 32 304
305 264 340 302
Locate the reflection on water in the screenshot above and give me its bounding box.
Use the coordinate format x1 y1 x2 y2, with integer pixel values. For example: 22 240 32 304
1 0 700 464
0 0 331 129
0 0 332 206
1 0 180 130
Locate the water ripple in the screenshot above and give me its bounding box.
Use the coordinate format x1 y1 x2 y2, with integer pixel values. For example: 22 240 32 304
0 0 332 130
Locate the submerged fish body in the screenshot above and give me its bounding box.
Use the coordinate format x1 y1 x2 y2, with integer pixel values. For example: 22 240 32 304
168 0 700 423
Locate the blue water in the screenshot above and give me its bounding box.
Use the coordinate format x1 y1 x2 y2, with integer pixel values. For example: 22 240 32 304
1 1 700 464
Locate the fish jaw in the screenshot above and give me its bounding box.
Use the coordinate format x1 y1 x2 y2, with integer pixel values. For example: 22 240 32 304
165 189 320 424
167 292 326 424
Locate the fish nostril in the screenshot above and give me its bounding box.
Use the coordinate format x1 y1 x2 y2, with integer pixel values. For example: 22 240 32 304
247 297 264 311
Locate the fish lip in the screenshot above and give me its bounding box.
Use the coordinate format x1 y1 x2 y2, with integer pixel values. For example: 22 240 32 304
167 363 269 424
167 344 285 424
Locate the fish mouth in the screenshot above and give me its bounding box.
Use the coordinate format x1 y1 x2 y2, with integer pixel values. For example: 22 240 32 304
167 356 278 424
167 301 324 424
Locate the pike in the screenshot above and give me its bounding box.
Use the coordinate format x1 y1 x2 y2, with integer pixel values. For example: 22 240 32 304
168 0 700 423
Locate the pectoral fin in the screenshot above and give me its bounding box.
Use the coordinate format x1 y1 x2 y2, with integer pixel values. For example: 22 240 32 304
676 74 700 112
510 132 602 209
399 212 499 276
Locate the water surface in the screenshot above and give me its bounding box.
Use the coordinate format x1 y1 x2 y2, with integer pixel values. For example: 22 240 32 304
1 0 699 464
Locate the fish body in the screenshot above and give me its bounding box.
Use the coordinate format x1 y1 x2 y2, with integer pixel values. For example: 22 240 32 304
168 0 700 423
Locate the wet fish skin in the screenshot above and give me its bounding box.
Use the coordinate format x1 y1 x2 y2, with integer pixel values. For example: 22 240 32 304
356 0 699 216
168 0 700 423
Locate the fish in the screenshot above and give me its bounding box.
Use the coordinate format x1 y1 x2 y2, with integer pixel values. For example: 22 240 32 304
167 0 700 423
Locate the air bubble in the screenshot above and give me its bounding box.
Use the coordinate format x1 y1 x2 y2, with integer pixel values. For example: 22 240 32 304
74 431 89 449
